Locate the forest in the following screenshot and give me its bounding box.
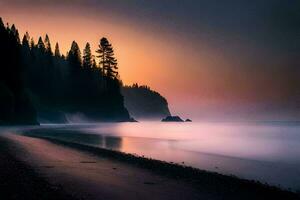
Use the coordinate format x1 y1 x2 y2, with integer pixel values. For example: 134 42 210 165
0 18 134 124
122 84 171 119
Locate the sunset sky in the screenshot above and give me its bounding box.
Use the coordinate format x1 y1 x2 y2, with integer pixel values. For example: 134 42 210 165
1 0 299 120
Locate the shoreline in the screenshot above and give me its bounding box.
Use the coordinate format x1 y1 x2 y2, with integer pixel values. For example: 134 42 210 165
8 132 300 199
0 129 299 200
32 136 300 197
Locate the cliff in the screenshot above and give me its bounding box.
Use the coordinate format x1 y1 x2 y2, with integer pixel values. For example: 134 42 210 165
122 84 171 120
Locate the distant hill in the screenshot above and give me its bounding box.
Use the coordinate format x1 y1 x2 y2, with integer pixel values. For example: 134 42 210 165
122 84 171 120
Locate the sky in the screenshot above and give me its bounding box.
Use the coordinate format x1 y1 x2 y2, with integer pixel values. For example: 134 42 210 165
0 0 299 120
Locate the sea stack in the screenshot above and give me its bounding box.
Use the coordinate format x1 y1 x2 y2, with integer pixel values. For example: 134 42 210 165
161 116 184 122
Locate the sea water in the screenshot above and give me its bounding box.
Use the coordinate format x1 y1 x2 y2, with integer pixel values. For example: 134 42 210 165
23 121 300 191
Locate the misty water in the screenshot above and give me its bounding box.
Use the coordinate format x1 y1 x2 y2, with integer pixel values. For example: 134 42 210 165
21 121 300 191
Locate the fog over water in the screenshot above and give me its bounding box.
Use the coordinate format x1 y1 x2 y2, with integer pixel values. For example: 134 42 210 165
18 121 300 191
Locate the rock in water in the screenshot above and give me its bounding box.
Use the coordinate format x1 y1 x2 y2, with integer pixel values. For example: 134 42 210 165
161 116 184 122
185 119 192 122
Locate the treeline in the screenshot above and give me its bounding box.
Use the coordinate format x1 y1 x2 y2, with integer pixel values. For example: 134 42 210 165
0 19 37 124
122 84 171 119
0 18 131 124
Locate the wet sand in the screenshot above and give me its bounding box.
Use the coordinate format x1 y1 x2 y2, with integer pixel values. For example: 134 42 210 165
0 135 76 200
0 133 299 200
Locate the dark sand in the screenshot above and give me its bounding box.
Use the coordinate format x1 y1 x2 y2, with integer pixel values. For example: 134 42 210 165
0 133 299 200
0 135 76 200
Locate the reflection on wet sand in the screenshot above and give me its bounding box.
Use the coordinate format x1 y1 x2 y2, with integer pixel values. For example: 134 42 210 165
24 129 123 150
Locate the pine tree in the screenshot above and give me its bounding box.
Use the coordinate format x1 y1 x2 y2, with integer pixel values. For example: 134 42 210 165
91 56 98 69
0 17 3 27
10 24 20 44
96 37 118 79
22 33 30 48
67 41 82 68
37 36 46 53
83 42 92 69
30 38 35 49
54 42 61 57
25 32 30 41
44 34 53 55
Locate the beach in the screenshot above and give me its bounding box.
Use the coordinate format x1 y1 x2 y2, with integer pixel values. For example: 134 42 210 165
0 129 299 200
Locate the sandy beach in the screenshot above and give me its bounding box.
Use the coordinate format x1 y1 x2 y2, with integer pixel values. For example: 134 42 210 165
0 132 299 200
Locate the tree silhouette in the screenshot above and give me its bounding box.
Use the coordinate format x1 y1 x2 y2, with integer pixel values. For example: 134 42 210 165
22 33 30 49
96 37 118 79
83 42 92 69
44 34 53 56
67 41 82 68
0 19 37 124
91 56 98 69
10 24 20 44
0 18 131 124
30 38 35 49
37 37 46 53
54 42 61 57
21 32 31 72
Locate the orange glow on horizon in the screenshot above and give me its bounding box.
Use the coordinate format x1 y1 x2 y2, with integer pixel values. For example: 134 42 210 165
0 5 221 99
1 2 295 119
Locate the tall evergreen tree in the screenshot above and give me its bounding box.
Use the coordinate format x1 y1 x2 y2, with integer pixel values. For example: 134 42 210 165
67 41 82 68
44 34 53 55
25 32 30 40
91 56 98 69
37 36 46 53
10 24 20 44
0 17 3 27
30 38 35 49
22 33 30 48
54 42 61 57
21 32 31 62
96 37 118 79
83 42 92 69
